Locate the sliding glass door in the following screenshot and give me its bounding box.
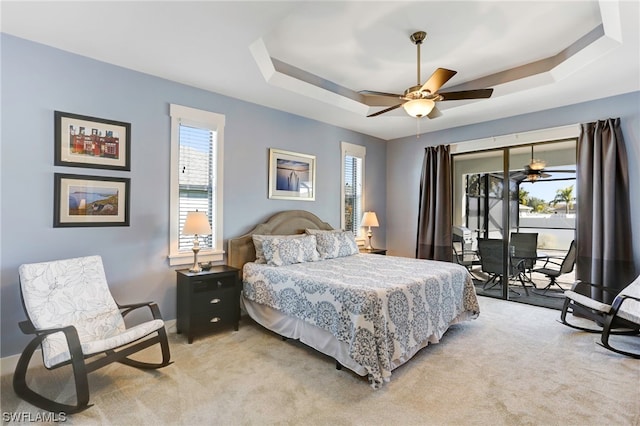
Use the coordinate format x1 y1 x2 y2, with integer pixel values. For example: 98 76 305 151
452 140 577 308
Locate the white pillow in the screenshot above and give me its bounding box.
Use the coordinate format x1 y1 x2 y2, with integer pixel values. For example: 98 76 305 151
252 234 305 264
262 235 321 266
311 230 359 259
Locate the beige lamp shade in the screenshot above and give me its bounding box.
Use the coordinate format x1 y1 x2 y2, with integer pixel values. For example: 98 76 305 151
361 211 379 228
403 99 435 118
183 211 212 235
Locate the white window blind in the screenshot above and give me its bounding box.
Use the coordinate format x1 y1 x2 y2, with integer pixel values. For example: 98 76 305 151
344 154 362 234
178 125 216 250
169 104 225 266
341 142 366 238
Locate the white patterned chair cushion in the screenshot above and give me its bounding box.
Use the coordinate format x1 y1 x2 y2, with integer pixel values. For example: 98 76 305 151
617 275 640 325
262 235 320 266
18 255 165 368
306 229 359 259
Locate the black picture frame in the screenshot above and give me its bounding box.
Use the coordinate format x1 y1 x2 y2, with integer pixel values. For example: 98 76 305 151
54 173 130 227
54 111 131 171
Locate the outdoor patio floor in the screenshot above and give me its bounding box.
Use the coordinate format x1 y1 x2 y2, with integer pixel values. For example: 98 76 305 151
470 255 575 311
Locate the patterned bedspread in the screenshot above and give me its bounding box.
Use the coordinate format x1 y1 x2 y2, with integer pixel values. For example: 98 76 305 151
243 254 480 387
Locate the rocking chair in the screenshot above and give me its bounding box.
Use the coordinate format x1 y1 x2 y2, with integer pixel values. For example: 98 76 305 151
559 275 640 358
14 255 172 413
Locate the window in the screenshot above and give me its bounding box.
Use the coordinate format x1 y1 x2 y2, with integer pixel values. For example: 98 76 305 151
169 104 225 266
341 142 366 238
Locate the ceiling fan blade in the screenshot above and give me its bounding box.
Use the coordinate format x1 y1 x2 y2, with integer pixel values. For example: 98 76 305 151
540 172 552 178
438 88 494 101
361 93 404 107
427 105 442 119
359 90 403 97
420 68 457 94
367 103 404 117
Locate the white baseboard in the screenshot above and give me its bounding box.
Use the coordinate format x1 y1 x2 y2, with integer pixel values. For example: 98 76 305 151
0 319 177 377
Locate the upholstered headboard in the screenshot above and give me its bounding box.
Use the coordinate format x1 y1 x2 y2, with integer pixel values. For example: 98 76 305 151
227 210 334 276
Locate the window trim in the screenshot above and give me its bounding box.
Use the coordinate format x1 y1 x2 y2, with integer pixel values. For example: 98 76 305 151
340 141 366 241
168 104 225 266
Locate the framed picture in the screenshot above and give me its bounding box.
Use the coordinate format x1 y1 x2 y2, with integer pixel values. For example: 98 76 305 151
268 148 316 201
54 173 130 227
54 111 131 171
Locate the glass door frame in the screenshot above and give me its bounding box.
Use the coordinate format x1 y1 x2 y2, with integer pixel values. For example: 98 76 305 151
452 139 577 302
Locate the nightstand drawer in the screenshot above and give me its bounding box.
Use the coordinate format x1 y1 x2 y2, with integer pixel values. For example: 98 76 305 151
192 275 236 292
192 304 237 327
191 287 237 314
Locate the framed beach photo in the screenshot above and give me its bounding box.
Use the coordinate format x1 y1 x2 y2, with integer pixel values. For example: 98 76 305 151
54 173 130 227
54 111 131 171
268 148 316 201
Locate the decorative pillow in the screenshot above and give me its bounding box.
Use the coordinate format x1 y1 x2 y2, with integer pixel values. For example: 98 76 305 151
305 228 343 235
313 231 359 259
262 235 321 266
252 234 305 264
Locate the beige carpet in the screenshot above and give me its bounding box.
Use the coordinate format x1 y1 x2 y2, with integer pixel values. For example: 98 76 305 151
1 296 639 425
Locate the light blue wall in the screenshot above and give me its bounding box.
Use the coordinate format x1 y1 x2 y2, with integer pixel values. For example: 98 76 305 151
386 91 640 271
0 34 387 358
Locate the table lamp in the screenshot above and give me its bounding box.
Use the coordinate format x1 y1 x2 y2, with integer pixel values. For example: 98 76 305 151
361 211 379 250
183 211 212 272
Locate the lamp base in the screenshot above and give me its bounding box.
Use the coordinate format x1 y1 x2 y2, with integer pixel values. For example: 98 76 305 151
365 234 374 250
189 247 201 273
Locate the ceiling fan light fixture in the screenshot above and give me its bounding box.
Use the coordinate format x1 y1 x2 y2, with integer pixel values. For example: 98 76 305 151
529 159 546 170
403 98 435 118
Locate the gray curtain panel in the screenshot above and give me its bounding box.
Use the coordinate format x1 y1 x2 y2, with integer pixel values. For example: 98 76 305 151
576 118 637 303
416 145 452 261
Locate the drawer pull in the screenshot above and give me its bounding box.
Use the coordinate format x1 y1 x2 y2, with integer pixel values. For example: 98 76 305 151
217 281 223 287
210 298 221 304
210 317 220 323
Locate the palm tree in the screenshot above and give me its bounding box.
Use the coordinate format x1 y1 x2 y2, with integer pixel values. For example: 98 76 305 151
528 197 548 213
518 189 529 205
550 185 575 213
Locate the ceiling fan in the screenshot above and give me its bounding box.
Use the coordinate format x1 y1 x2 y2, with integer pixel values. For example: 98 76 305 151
361 31 494 119
511 146 574 183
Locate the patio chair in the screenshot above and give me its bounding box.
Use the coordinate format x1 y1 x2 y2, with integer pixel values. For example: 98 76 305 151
14 255 172 413
559 275 640 358
477 239 503 291
532 240 577 293
452 242 480 271
509 232 538 294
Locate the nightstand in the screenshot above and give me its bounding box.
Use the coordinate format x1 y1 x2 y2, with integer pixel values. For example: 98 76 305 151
176 265 240 344
360 248 387 255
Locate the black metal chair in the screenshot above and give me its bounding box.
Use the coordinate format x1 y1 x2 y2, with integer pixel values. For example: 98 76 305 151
14 255 172 413
478 239 506 292
533 240 577 293
559 275 640 358
452 242 480 271
509 232 538 295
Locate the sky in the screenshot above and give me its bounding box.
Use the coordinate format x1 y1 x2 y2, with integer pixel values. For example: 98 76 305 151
521 177 576 203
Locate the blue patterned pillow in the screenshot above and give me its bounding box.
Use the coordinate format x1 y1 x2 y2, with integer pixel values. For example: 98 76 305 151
311 230 359 259
252 234 305 264
262 235 321 266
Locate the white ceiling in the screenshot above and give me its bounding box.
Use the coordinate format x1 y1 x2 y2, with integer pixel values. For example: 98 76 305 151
2 1 639 140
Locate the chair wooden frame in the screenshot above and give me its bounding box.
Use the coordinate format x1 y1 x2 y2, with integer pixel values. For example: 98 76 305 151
559 279 640 359
13 298 172 414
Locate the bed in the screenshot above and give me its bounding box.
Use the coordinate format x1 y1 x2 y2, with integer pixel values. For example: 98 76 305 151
228 210 480 388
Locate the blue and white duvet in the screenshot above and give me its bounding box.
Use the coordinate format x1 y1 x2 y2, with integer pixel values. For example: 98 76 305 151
243 253 480 387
